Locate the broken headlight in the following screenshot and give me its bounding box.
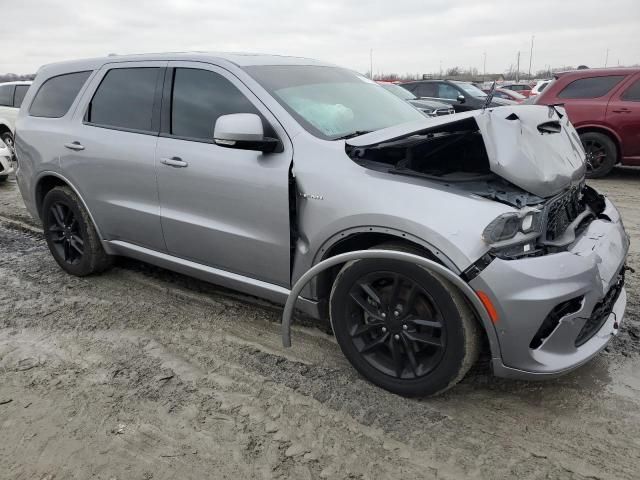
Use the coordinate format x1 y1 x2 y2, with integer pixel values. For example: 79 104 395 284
482 210 543 245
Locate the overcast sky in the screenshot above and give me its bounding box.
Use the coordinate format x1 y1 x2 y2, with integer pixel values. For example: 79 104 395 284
2 0 639 75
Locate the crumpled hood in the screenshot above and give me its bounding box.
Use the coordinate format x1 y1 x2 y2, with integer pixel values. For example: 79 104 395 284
347 105 586 198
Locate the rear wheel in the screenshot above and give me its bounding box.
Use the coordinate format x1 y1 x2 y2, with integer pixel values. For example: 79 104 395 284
580 132 616 178
42 186 113 276
329 244 480 397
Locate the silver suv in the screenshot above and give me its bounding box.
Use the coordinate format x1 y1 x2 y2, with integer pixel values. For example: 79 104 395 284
15 53 629 396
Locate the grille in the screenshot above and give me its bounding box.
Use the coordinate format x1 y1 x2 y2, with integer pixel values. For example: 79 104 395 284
435 108 455 116
544 186 585 241
575 267 625 347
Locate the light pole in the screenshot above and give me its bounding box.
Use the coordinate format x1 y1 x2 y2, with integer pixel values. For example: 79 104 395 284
516 51 520 82
604 48 609 68
528 35 535 79
483 52 487 82
369 49 373 79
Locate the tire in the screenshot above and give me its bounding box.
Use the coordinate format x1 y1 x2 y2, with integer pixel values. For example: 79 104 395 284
329 243 481 397
580 132 617 178
1 132 15 161
42 186 113 276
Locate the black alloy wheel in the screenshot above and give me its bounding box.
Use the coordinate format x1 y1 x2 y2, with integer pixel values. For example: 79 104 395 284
580 132 616 178
346 271 446 379
47 201 85 265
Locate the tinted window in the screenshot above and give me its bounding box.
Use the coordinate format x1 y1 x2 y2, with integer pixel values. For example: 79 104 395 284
416 83 437 97
13 85 29 108
30 71 91 118
0 84 15 106
558 75 625 99
87 68 159 132
621 79 640 101
437 83 461 100
171 68 260 140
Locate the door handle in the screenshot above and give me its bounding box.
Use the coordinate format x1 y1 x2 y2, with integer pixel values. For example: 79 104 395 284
160 157 188 168
612 108 631 113
64 141 85 151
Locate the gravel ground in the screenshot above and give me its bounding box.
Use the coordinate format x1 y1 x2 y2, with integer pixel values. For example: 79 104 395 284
1 168 639 480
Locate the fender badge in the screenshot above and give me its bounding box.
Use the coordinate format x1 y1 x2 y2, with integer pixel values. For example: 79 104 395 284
299 193 324 200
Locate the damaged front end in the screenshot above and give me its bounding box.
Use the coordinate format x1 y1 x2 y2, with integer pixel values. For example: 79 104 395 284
345 105 597 262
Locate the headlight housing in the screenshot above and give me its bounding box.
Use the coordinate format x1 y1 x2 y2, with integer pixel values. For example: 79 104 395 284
482 209 543 245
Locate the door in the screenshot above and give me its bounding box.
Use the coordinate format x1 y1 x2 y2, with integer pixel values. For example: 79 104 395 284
155 63 293 287
606 74 640 161
60 62 166 251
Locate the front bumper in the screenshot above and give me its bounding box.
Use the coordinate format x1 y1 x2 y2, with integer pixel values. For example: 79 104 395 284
470 197 630 379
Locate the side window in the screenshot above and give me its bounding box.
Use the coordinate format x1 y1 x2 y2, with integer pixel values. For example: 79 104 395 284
171 68 259 141
416 83 437 97
558 75 626 99
13 85 30 108
0 84 15 106
621 79 640 102
437 83 461 100
30 71 91 118
87 67 160 132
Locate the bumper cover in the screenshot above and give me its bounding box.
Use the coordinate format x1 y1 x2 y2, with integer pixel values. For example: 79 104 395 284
471 197 629 379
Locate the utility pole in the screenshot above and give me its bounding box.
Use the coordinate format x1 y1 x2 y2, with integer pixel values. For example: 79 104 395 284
604 48 609 68
439 59 442 78
483 51 487 82
369 49 373 79
528 35 535 79
516 51 520 82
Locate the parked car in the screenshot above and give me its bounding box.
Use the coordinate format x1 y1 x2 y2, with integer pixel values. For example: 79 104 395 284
400 80 516 112
0 81 32 158
482 87 526 103
501 83 533 97
15 53 629 397
530 79 551 96
378 82 455 116
532 68 640 177
0 138 14 182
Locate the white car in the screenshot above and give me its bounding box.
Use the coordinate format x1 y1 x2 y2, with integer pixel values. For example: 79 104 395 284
0 81 32 157
0 138 14 182
530 79 552 96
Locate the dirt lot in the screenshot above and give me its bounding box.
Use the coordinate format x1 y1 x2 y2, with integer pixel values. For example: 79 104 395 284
1 169 640 480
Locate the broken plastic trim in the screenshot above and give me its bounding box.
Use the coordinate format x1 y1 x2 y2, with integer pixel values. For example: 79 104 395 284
281 249 496 349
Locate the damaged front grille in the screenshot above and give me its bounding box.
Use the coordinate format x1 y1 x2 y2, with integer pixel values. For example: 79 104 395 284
544 185 585 241
574 267 625 347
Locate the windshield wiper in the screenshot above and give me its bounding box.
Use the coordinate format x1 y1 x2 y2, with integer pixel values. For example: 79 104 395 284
334 131 372 140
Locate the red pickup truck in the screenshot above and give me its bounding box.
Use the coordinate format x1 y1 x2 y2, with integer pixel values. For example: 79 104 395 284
532 68 640 177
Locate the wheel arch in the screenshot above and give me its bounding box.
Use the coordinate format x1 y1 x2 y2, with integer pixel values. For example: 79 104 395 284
34 171 105 239
576 125 622 163
0 121 12 137
307 228 459 308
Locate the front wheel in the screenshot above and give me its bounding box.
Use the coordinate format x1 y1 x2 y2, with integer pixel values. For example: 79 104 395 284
1 132 15 161
330 250 480 397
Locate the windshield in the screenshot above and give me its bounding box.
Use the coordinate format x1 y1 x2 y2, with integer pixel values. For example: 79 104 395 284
244 65 426 140
455 82 487 98
380 83 416 100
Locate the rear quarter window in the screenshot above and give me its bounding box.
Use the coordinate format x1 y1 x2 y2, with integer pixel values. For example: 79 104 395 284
558 75 626 99
13 85 30 108
30 71 92 118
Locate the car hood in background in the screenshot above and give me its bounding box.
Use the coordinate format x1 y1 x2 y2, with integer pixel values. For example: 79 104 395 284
408 98 452 110
346 105 586 198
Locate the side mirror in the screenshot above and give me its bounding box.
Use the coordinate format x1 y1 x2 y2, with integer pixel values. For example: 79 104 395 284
214 113 279 153
457 94 466 104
